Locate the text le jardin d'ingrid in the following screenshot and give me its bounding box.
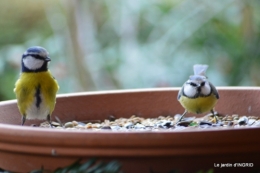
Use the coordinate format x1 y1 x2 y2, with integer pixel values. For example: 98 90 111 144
214 163 253 168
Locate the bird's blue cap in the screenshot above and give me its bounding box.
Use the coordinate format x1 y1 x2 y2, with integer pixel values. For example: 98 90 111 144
189 75 206 81
23 46 50 61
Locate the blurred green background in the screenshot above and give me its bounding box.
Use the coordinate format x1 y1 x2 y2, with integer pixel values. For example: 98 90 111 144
1 0 260 101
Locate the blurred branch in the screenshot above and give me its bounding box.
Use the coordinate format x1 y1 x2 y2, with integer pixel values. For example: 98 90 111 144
241 2 254 44
59 0 96 91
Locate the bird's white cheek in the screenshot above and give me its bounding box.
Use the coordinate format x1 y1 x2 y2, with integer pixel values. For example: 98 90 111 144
23 56 44 70
183 85 197 97
201 83 211 95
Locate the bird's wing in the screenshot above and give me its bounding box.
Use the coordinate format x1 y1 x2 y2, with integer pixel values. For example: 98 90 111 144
177 86 184 100
209 82 219 99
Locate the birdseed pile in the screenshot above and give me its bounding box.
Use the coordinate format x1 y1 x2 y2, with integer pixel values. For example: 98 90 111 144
39 113 260 131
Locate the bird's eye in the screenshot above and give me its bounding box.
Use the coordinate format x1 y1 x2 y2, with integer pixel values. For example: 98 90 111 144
33 55 42 59
190 82 197 87
201 82 205 86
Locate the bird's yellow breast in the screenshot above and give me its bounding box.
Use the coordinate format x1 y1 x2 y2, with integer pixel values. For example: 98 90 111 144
179 94 218 114
14 71 59 117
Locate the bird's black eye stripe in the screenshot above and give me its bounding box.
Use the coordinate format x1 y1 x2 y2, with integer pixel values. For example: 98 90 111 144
201 82 205 86
31 54 44 59
187 82 197 87
24 54 44 60
190 82 197 87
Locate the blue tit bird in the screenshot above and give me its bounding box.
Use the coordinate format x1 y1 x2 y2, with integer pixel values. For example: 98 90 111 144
177 64 219 124
14 46 59 126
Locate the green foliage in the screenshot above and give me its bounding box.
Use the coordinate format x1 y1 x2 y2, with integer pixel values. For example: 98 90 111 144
189 121 198 126
30 159 122 173
196 168 214 173
1 0 260 101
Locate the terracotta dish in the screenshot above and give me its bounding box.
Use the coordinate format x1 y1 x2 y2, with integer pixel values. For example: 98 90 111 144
0 87 259 173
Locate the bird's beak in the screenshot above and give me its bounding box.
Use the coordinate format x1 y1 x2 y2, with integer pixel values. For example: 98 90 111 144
45 57 51 62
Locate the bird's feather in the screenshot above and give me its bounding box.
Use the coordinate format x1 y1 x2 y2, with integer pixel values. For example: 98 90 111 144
193 64 208 76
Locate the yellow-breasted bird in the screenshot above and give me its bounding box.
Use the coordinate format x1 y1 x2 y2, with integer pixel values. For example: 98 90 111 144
14 46 59 126
177 64 219 124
